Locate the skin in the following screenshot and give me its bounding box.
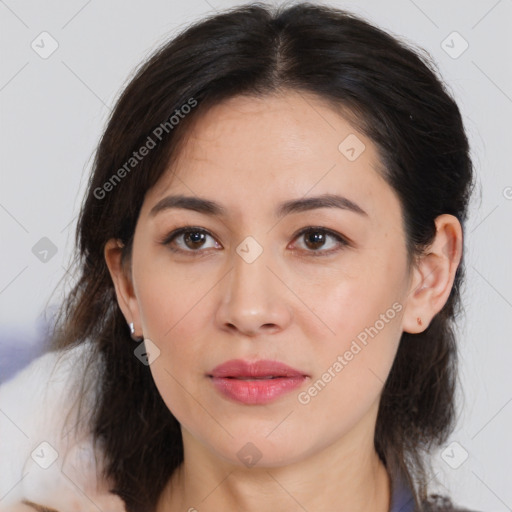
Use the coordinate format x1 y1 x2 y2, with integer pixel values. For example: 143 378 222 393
105 90 463 512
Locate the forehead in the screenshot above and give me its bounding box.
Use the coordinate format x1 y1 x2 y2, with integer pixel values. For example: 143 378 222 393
143 91 400 224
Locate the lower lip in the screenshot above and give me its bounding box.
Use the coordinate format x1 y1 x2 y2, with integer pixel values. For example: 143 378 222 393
210 376 307 405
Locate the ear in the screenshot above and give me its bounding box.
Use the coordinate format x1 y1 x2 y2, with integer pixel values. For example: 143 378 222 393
104 238 143 339
402 214 463 334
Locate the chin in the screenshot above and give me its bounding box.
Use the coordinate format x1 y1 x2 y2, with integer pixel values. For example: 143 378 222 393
205 432 313 470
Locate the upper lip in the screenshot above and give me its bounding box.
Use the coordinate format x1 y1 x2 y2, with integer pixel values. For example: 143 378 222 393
209 359 308 378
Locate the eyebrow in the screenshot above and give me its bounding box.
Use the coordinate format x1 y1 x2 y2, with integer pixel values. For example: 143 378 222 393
149 193 368 219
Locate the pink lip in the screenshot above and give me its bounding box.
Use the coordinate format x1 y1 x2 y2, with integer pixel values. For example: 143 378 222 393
208 359 308 405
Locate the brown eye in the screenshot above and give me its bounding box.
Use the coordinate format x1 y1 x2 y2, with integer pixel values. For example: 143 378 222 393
162 227 221 254
303 231 328 250
183 230 207 249
292 227 349 256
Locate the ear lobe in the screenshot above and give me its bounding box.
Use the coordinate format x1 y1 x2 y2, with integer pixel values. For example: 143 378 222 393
104 238 142 334
402 214 463 334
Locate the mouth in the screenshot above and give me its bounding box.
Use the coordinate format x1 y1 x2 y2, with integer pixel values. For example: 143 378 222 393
207 361 308 405
208 358 308 380
223 376 282 380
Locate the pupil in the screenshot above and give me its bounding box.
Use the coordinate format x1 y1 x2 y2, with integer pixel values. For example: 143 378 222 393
306 231 325 249
186 231 205 247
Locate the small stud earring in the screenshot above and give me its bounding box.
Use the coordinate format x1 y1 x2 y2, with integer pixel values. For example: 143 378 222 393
128 322 143 342
417 317 423 326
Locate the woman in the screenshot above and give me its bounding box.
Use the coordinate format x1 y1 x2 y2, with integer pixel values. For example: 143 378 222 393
0 2 479 511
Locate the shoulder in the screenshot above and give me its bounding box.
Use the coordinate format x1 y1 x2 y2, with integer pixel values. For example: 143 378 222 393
421 494 483 512
0 342 125 511
390 468 481 512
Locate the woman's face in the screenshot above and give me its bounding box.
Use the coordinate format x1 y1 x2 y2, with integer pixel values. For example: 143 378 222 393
126 91 415 468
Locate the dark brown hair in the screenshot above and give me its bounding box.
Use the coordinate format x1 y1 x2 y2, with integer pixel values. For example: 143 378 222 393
49 2 475 511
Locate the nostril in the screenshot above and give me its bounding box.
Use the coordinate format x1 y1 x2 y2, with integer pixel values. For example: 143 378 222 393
223 322 278 336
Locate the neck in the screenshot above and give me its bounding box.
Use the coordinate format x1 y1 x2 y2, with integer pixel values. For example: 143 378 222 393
156 427 391 512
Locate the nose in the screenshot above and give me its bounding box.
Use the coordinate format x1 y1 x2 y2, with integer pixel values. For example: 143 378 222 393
215 245 293 337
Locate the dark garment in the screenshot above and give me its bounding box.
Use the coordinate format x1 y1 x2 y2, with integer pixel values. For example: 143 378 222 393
389 469 482 512
390 469 415 512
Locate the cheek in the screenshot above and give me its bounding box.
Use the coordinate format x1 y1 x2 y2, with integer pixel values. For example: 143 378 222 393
294 286 403 443
137 283 210 380
135 254 213 341
133 265 211 412
137 282 209 429
296 256 405 399
295 253 403 344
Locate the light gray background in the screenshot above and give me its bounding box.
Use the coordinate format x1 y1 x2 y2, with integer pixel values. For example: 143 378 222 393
0 0 511 510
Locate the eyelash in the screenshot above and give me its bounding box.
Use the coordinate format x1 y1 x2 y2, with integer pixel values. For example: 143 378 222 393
159 225 350 258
